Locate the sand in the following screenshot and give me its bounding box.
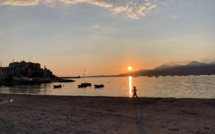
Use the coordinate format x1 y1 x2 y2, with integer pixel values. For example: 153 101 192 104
0 94 215 134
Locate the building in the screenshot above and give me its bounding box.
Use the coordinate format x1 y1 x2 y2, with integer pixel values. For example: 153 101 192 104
0 60 54 79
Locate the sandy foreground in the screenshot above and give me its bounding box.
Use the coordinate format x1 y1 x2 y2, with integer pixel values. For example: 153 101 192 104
0 94 215 134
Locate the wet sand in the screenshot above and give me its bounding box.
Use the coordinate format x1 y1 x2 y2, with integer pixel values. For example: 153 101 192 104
1 94 215 134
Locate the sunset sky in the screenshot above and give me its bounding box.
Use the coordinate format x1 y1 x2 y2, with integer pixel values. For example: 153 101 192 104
0 0 215 76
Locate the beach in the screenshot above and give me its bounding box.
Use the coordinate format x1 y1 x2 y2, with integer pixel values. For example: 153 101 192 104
1 94 215 134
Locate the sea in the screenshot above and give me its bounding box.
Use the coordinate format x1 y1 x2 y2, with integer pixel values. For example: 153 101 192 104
1 75 215 99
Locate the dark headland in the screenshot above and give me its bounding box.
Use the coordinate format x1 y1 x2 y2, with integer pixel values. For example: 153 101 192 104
121 61 215 77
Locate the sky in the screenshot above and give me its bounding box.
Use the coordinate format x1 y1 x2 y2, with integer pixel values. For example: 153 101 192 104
0 0 215 76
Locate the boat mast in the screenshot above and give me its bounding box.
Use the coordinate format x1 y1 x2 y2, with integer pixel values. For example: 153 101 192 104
83 67 86 82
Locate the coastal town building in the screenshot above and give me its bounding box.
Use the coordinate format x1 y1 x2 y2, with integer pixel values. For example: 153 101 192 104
0 60 53 79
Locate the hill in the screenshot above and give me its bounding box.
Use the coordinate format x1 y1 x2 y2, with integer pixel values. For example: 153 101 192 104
120 61 215 76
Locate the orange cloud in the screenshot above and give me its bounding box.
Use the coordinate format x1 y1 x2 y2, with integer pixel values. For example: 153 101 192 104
0 0 156 19
0 0 39 6
60 0 156 19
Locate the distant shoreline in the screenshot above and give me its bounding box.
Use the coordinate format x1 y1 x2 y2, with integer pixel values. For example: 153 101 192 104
61 74 215 78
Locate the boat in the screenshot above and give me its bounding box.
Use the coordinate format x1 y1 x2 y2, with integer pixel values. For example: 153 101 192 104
53 84 62 88
78 68 91 88
78 83 91 88
94 84 104 88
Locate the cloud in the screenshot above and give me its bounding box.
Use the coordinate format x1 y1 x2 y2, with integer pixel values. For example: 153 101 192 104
0 0 56 6
60 0 156 19
60 0 114 8
126 5 147 19
0 0 156 19
0 0 40 6
43 0 56 6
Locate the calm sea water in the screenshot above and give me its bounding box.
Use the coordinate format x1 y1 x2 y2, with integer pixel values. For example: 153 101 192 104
1 75 215 98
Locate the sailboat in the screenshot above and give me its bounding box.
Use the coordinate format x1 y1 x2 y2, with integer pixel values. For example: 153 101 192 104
78 68 91 88
78 82 91 88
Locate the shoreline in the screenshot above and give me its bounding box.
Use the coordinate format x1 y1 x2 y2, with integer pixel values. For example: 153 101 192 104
1 94 215 134
1 93 215 100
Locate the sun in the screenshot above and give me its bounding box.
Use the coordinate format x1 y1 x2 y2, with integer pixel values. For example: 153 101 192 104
128 66 132 71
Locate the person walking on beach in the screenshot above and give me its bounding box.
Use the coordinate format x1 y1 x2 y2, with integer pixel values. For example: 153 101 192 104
133 86 139 101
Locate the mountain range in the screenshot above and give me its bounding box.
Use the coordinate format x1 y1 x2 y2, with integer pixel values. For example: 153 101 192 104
121 61 215 76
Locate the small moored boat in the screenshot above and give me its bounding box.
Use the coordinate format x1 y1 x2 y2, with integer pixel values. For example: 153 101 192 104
94 84 104 88
78 83 91 88
53 84 62 88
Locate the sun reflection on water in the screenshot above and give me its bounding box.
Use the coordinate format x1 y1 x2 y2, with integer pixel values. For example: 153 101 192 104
129 76 132 97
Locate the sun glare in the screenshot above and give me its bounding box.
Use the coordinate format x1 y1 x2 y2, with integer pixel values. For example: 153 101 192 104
128 66 132 71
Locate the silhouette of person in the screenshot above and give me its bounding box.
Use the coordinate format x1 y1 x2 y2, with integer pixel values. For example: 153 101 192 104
133 86 139 101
